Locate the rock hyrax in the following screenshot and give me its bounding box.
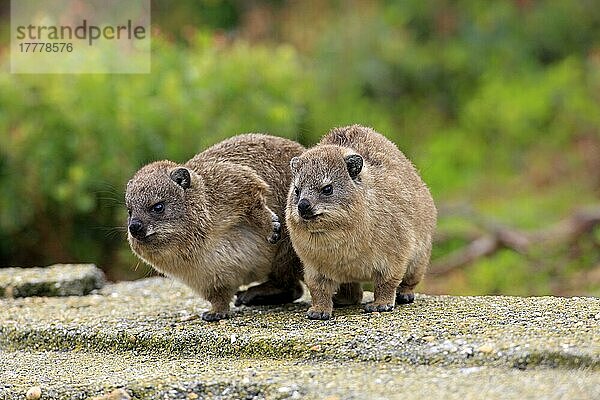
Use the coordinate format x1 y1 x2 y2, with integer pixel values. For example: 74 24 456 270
126 134 305 321
286 125 437 320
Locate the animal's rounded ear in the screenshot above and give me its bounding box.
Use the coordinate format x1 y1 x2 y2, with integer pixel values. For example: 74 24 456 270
170 167 191 189
290 157 302 173
344 154 363 180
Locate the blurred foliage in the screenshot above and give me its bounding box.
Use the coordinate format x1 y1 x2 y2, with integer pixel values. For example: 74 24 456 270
0 0 599 293
0 35 308 276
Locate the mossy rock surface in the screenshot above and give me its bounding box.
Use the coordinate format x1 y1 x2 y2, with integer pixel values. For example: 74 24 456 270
0 275 598 399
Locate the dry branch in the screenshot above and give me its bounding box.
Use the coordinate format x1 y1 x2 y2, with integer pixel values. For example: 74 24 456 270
431 206 600 275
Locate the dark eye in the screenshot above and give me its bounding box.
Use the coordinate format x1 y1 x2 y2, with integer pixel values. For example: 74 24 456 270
321 184 333 196
150 202 165 213
294 187 300 197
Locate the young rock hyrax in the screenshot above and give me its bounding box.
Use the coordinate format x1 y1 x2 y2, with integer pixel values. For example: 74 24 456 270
126 134 305 321
286 125 437 320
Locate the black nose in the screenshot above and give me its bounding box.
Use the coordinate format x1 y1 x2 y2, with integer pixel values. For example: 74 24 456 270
298 199 311 212
298 199 313 218
128 218 146 239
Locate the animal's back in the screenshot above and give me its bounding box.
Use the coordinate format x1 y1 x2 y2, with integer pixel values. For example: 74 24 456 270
321 124 436 235
188 134 304 208
321 125 408 171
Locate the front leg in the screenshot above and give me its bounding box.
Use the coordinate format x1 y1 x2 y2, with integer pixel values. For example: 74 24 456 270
364 273 401 313
248 200 281 244
202 286 236 322
266 207 282 244
214 165 280 244
305 268 337 320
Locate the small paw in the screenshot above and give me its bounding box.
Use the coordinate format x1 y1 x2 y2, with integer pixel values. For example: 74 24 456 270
202 311 230 322
364 303 394 313
234 290 249 307
268 212 282 244
396 293 415 304
307 308 332 320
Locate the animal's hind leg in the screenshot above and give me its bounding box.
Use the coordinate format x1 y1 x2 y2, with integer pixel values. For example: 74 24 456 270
396 244 432 305
333 282 363 307
235 238 303 306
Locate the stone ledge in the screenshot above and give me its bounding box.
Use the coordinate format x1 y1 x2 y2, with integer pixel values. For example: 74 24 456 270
1 278 598 369
0 275 599 399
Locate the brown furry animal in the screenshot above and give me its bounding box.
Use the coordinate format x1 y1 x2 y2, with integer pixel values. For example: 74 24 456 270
286 125 437 320
125 134 305 321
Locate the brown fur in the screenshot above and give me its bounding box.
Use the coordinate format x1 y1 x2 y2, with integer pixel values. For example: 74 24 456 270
125 134 305 321
285 125 437 320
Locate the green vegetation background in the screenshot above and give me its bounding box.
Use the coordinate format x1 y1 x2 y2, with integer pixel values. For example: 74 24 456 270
0 0 599 295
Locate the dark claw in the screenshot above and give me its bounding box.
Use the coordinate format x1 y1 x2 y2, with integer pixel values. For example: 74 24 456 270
268 232 281 244
396 293 415 304
268 212 282 244
364 303 394 313
234 294 245 307
202 311 230 322
307 310 332 320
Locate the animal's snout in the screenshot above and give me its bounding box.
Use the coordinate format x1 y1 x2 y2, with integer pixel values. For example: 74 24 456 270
128 218 146 239
298 199 314 219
